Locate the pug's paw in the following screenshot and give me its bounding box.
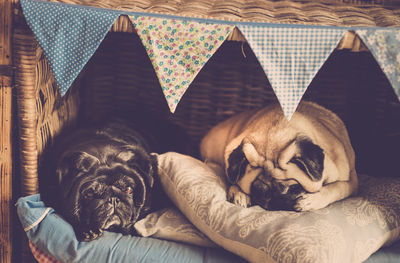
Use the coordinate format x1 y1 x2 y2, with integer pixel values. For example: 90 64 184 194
293 192 327 212
80 228 103 242
228 185 251 207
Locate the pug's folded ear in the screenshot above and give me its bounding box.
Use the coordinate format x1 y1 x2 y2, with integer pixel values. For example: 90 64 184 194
227 143 249 184
56 152 100 182
116 147 156 188
289 137 325 182
148 153 158 188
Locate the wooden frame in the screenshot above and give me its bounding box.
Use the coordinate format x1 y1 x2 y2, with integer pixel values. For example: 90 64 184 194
0 1 13 263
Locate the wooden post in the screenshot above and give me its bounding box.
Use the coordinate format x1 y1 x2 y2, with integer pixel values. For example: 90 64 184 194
0 0 13 263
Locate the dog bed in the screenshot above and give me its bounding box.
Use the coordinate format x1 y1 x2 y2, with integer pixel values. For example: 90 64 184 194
17 152 400 263
6 0 400 262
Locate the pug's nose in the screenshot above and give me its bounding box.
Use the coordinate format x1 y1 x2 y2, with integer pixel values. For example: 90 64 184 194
275 182 289 194
109 197 120 207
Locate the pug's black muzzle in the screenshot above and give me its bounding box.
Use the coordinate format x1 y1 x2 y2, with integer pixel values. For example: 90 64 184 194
40 117 188 242
250 177 305 211
65 164 152 243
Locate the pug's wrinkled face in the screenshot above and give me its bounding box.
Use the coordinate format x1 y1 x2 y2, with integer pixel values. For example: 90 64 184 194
226 135 325 211
249 174 305 210
56 141 157 241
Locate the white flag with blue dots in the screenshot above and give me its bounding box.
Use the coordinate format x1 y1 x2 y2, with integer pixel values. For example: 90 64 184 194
237 24 346 119
20 0 121 95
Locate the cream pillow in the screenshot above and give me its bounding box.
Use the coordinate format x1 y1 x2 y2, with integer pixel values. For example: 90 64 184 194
134 207 216 247
157 152 400 263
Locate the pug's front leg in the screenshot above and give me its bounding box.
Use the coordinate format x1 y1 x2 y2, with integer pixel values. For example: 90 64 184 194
293 178 357 211
293 191 327 211
77 226 103 242
228 185 251 207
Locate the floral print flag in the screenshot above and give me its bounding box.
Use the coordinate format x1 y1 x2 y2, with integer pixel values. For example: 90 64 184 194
356 29 400 101
131 16 234 112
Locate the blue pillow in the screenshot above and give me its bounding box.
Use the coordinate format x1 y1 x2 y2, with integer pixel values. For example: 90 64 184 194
364 240 400 263
16 194 245 263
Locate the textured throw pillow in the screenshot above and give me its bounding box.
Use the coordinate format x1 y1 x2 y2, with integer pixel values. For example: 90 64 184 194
158 152 400 263
134 207 216 247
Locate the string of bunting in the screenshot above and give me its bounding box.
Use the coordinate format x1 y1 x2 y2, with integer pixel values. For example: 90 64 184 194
20 0 400 119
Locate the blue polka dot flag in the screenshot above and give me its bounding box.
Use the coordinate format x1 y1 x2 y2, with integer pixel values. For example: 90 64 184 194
237 24 346 119
356 29 400 102
20 0 121 95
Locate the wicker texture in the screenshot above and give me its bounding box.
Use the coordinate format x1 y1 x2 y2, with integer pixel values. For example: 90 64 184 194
80 32 399 146
7 2 400 263
11 0 400 192
12 0 400 27
13 25 81 195
4 4 397 263
11 0 400 52
20 30 398 178
13 27 40 195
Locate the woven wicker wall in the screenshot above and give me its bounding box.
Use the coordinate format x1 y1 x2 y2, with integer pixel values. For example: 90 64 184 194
11 0 400 26
9 3 400 262
7 2 400 263
13 28 400 197
11 0 400 196
73 32 400 176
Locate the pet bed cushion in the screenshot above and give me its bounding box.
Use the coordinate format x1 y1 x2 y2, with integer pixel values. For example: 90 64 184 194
16 194 244 263
364 239 400 263
158 152 400 263
134 207 216 247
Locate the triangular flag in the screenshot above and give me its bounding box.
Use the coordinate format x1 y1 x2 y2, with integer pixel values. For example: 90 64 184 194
131 16 234 113
356 29 400 102
20 0 121 95
237 24 346 119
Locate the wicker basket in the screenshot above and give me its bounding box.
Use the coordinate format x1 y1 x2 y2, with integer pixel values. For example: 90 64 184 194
5 0 400 262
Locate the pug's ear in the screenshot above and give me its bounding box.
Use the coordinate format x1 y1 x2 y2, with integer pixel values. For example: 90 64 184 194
290 138 324 181
227 143 249 184
56 152 100 182
146 153 158 188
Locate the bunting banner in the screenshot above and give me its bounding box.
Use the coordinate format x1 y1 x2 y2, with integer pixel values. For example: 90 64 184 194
237 24 346 119
356 29 400 100
19 0 400 117
20 0 121 95
131 16 234 112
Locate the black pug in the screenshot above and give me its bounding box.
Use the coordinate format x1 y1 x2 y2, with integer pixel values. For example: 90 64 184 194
40 115 192 241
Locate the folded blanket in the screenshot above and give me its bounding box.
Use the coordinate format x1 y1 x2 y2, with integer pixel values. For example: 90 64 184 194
16 194 245 263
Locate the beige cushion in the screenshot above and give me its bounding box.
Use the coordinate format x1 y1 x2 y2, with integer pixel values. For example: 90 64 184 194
157 152 400 263
134 207 216 247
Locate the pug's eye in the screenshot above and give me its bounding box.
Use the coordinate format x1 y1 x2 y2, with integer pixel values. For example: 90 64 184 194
83 189 95 199
125 186 133 195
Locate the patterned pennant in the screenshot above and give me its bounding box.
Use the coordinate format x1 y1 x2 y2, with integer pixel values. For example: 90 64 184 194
131 16 234 113
20 0 121 95
356 29 400 102
237 24 345 119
